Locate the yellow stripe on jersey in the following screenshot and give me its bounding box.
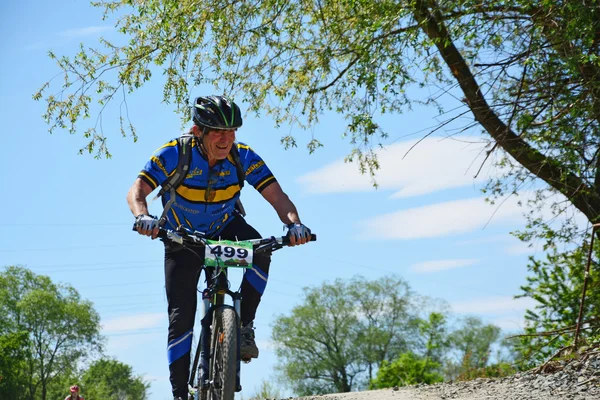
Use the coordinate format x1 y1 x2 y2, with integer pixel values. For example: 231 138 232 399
170 208 182 227
183 216 193 229
255 176 275 191
139 172 158 189
151 156 175 178
237 143 251 151
156 139 178 151
176 183 241 203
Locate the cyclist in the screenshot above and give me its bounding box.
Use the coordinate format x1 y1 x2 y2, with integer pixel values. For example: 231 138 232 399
65 385 84 400
127 95 312 400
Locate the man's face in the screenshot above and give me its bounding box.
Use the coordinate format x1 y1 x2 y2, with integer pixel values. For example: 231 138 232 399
202 129 236 161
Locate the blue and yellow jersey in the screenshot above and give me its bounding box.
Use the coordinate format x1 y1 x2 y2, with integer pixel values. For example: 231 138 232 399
138 137 277 236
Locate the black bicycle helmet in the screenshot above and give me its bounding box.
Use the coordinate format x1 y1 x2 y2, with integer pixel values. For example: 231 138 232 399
192 95 243 130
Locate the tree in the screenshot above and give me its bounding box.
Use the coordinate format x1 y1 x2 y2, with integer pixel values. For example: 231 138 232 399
247 379 281 400
0 330 30 399
351 277 418 383
80 358 150 400
271 275 418 395
513 244 600 368
369 352 444 389
445 317 514 380
0 266 103 400
417 312 449 365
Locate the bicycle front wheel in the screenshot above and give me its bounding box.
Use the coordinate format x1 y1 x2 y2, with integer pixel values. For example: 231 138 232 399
209 307 238 400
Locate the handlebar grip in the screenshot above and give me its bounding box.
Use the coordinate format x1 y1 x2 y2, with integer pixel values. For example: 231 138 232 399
281 233 317 246
132 224 168 239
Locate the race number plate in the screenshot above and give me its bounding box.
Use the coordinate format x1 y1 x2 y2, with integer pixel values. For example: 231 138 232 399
204 240 253 268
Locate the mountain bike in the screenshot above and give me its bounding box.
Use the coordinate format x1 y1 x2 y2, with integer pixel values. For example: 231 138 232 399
154 226 316 400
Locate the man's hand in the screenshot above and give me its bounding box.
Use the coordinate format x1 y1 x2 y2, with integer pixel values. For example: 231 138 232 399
286 223 311 246
134 214 159 239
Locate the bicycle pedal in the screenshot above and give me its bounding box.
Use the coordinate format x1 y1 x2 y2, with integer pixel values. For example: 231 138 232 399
241 356 252 363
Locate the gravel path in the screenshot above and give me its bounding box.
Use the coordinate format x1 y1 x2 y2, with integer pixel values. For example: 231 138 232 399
299 350 600 400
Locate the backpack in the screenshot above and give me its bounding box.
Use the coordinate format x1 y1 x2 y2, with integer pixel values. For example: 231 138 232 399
156 134 247 226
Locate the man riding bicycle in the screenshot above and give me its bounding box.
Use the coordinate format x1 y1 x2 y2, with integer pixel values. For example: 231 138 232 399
127 95 312 400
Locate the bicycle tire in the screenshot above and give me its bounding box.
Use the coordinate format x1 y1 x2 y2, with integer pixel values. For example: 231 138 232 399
208 307 238 400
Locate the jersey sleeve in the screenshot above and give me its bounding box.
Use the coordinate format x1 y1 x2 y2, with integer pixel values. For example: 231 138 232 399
138 139 179 191
237 143 277 192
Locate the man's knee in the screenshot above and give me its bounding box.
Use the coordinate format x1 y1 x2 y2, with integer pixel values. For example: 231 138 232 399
167 329 194 364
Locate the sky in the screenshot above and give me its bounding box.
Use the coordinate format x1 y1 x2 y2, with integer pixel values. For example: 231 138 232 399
0 1 575 399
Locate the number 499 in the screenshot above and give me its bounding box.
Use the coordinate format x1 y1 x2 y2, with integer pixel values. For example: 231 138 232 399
210 245 249 258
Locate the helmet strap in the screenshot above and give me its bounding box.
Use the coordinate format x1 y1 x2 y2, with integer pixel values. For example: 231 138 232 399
196 126 209 157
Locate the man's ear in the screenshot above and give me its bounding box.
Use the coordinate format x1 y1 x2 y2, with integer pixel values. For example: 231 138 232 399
191 125 202 137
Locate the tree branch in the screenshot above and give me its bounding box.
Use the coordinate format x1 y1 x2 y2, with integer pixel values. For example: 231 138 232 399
412 0 600 222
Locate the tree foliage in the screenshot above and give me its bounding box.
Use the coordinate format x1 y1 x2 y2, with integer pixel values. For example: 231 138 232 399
416 312 450 366
272 277 515 395
513 243 600 368
247 379 282 400
369 352 444 389
80 358 150 400
0 266 103 400
445 317 515 381
271 275 418 395
0 330 30 399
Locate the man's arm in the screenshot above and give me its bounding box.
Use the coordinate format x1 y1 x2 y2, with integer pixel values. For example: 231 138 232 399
260 182 309 245
260 182 300 225
127 178 154 216
127 178 159 238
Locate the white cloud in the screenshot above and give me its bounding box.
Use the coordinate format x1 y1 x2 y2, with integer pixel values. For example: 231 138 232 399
455 235 510 246
142 374 170 383
102 312 165 333
504 241 539 255
457 234 540 256
298 136 499 197
358 195 524 239
410 258 479 273
451 296 536 314
59 26 113 38
491 317 527 331
256 339 276 351
106 332 163 353
358 188 588 240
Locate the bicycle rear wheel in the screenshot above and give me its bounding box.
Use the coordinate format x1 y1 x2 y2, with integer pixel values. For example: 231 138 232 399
209 307 238 400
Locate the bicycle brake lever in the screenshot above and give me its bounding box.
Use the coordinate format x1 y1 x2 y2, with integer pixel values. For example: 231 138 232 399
167 231 184 245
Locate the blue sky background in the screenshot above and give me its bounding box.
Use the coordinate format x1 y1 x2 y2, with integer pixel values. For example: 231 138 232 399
0 1 578 399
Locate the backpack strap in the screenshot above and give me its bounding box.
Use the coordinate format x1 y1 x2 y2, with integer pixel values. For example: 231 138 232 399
230 143 245 190
230 143 247 217
156 134 194 226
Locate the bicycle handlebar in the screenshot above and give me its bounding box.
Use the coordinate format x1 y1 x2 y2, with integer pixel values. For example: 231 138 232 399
134 225 316 252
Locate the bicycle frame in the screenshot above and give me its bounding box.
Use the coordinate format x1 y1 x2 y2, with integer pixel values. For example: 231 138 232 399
192 265 244 400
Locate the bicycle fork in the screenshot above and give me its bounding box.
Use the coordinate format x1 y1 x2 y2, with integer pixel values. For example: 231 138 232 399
194 289 243 397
